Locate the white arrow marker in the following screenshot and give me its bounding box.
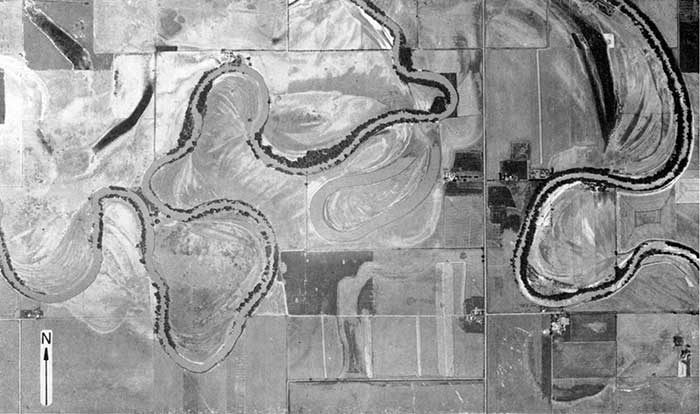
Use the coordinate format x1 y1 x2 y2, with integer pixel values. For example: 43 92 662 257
40 330 52 407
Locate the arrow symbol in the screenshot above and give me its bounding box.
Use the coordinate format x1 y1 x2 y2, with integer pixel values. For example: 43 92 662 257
43 348 49 406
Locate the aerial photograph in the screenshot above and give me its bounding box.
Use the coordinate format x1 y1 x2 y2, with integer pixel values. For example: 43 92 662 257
0 0 697 412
